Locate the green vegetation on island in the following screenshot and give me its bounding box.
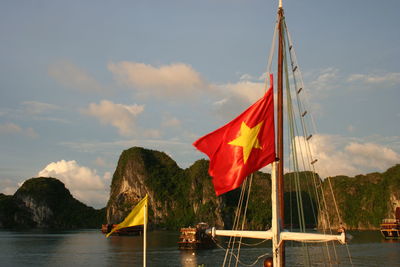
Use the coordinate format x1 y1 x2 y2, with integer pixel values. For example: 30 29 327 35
1 146 398 230
0 177 105 229
106 147 400 230
323 164 400 229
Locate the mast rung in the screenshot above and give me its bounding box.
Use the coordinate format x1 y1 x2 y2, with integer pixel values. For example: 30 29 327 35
311 159 318 165
302 111 308 117
297 87 303 94
306 134 312 140
293 66 298 72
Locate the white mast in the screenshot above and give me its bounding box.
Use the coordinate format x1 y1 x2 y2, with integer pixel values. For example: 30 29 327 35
271 161 282 266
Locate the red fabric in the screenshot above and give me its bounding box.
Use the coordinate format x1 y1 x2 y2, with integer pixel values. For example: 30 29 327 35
193 75 275 195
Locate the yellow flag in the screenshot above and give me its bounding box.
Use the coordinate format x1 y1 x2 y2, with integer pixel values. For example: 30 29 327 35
106 194 148 237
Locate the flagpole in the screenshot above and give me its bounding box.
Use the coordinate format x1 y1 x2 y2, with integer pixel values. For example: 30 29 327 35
277 3 285 266
143 199 147 267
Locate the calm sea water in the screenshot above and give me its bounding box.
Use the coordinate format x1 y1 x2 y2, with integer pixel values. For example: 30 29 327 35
0 229 399 267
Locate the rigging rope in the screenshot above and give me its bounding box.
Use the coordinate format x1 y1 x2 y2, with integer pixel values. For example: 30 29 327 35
265 12 279 90
235 174 254 267
283 19 337 266
223 178 247 267
214 236 271 267
283 19 354 267
216 10 354 267
222 174 270 267
281 20 311 266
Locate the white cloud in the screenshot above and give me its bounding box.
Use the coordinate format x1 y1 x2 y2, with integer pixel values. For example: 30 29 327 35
345 142 400 170
82 100 144 137
307 68 340 95
304 69 400 96
347 72 400 87
107 61 273 119
211 95 249 121
209 78 267 121
208 72 275 121
0 122 38 138
218 81 265 104
239 73 256 81
48 60 105 93
293 134 400 177
214 98 228 107
0 178 19 195
108 61 206 98
37 160 109 208
303 135 359 177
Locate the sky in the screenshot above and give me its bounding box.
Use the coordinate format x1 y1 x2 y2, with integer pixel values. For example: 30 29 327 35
1 0 399 208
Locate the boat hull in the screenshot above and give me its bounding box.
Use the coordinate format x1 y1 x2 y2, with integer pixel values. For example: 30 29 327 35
101 224 143 236
380 229 400 239
380 217 400 240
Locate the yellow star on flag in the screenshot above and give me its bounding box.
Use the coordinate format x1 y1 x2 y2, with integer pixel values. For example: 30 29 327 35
228 121 263 164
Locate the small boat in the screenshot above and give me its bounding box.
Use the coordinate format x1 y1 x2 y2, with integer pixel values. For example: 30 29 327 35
380 207 400 239
178 222 216 250
101 223 143 236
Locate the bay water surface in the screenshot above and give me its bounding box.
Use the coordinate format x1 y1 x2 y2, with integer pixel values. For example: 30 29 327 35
0 229 399 266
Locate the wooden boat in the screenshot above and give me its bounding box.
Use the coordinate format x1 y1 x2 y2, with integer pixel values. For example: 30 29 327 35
178 222 216 250
380 207 400 239
101 223 143 236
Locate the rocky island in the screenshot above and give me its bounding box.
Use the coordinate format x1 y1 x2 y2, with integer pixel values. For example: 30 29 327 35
0 177 105 228
1 146 399 230
105 147 400 230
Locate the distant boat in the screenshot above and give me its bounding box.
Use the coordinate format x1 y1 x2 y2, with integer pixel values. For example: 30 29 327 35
178 222 216 250
380 207 400 239
101 223 143 236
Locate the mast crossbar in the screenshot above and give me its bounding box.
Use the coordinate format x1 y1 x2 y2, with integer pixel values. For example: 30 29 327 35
207 228 346 244
207 162 346 266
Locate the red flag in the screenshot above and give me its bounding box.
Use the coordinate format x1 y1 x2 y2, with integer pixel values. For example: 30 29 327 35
193 75 275 195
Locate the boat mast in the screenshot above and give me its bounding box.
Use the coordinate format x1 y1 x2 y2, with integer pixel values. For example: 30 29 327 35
206 1 347 266
277 0 285 265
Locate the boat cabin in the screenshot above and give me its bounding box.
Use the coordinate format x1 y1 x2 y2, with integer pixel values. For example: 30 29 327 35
380 207 400 239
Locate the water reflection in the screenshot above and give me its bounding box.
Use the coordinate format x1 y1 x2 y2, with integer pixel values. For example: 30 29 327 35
180 250 198 267
105 234 144 266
